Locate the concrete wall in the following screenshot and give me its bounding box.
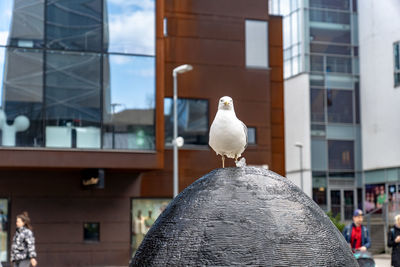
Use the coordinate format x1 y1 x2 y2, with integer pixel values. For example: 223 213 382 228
358 1 400 171
284 73 312 197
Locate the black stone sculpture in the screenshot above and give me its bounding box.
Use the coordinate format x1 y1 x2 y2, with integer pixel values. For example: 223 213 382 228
131 167 357 266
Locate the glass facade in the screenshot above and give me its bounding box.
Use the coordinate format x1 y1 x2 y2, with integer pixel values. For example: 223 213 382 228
0 0 156 150
271 0 361 218
269 0 302 78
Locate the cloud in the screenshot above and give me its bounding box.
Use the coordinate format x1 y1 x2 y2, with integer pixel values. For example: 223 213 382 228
0 32 8 46
107 0 154 10
107 10 155 55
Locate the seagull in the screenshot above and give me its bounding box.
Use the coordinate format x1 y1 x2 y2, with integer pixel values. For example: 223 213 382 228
209 96 248 168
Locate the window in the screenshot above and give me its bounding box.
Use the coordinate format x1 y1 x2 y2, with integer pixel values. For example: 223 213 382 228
2 48 44 147
83 222 100 242
106 0 155 55
164 98 208 146
0 199 8 263
310 89 325 122
103 55 156 150
309 0 349 10
46 0 102 52
328 140 354 170
131 199 170 256
247 127 257 145
245 20 269 68
6 0 44 48
394 42 400 87
327 89 353 123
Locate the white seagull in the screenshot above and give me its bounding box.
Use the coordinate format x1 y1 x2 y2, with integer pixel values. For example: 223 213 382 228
209 96 248 168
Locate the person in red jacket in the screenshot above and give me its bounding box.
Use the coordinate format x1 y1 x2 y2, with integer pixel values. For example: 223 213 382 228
342 209 371 252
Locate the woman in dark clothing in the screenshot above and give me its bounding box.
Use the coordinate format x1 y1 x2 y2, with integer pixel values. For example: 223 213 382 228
388 214 400 267
10 212 37 267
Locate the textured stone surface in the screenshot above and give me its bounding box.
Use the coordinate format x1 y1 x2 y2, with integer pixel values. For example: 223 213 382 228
131 167 357 266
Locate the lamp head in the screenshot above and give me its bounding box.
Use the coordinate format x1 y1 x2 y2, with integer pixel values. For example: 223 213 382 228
295 142 303 148
173 64 193 75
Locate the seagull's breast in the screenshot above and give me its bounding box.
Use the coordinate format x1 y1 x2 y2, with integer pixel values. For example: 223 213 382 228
209 110 247 158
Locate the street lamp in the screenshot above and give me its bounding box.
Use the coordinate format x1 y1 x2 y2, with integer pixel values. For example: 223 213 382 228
172 64 193 197
295 142 304 191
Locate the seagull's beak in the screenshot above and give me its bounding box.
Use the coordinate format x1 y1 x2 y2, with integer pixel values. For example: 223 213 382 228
224 101 229 106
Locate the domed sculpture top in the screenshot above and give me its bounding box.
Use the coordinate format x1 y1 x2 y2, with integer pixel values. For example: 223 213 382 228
131 167 357 266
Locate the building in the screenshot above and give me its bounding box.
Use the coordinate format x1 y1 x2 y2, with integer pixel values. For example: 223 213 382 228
0 0 284 266
270 0 361 221
358 0 400 223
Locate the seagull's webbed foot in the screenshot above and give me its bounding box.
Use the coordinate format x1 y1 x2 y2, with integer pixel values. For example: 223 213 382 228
221 155 225 168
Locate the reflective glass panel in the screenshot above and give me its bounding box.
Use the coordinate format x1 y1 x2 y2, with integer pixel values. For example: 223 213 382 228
327 89 353 123
310 55 323 72
164 98 208 146
46 0 102 51
326 56 352 73
131 198 170 257
103 55 155 150
310 43 351 55
106 0 155 55
309 9 350 24
245 20 268 68
0 1 14 46
248 127 256 145
45 50 101 148
1 48 44 147
310 88 324 122
0 199 8 262
83 222 100 242
7 0 44 48
310 28 351 44
328 140 354 170
309 0 349 11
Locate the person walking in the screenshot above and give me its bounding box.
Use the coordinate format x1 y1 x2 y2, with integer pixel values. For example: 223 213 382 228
388 214 400 267
10 212 37 267
342 209 371 252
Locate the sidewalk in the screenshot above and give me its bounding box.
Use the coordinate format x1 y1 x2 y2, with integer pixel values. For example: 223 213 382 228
374 253 391 267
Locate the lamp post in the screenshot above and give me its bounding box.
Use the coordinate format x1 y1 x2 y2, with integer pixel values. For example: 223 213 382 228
172 64 193 197
295 142 304 191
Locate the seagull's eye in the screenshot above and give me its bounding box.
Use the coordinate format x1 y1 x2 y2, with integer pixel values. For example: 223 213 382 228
220 99 223 102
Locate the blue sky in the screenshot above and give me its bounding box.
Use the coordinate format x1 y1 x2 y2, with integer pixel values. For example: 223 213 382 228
108 54 155 112
0 1 12 45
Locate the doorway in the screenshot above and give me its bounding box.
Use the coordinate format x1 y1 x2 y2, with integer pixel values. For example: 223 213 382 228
330 189 355 221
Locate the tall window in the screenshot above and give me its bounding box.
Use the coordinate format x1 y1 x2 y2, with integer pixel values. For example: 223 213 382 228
394 41 400 87
0 199 8 263
245 20 269 69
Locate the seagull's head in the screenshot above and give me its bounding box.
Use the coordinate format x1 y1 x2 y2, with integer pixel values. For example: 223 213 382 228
218 96 234 111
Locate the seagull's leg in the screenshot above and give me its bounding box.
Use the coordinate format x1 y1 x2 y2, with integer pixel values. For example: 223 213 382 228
221 155 225 168
234 155 238 164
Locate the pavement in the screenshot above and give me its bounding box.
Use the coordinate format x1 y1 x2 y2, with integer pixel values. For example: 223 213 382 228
373 253 391 267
